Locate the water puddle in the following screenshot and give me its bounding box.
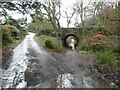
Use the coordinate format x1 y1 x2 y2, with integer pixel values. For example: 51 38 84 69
27 33 46 55
2 32 35 88
57 73 74 88
56 73 93 88
2 32 117 88
82 76 93 88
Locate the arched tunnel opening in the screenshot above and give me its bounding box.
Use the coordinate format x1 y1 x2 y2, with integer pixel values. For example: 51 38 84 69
64 34 79 47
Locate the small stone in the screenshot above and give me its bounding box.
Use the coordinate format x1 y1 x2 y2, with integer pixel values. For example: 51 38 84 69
116 80 119 82
101 77 104 79
111 83 115 86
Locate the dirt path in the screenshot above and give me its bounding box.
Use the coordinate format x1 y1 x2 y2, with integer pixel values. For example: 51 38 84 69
2 32 118 88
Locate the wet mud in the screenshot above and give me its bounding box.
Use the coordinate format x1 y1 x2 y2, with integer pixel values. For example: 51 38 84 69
2 32 118 88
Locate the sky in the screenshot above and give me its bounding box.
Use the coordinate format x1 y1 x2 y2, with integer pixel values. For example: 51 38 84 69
59 0 119 27
60 0 76 27
12 0 78 27
0 0 119 27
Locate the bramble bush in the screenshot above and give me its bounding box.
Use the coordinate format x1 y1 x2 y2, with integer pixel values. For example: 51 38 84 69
2 25 28 46
77 27 119 67
2 25 13 45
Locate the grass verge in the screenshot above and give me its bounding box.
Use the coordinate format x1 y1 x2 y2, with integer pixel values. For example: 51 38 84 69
76 43 118 67
35 35 64 53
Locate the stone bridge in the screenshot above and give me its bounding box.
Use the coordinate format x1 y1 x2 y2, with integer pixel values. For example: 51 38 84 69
60 28 81 47
40 27 85 47
41 28 82 47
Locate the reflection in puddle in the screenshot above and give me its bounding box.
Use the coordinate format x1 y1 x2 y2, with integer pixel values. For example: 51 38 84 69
2 32 35 88
56 73 93 88
57 73 74 88
82 76 93 88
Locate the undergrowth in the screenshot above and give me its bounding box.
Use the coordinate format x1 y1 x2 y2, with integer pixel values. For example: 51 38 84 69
94 51 118 67
36 35 64 52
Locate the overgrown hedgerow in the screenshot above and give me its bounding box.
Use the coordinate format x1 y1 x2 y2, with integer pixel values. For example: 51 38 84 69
2 25 28 46
76 34 119 67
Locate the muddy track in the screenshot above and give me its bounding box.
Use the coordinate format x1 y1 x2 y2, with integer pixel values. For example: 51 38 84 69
2 32 118 88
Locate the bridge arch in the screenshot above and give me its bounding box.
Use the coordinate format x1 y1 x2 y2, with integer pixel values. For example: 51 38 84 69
63 34 79 47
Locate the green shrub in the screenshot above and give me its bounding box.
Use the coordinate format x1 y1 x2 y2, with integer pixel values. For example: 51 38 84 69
2 33 13 45
45 37 64 52
95 51 117 67
20 28 28 36
2 27 12 45
77 43 89 51
45 39 53 49
37 36 64 52
2 25 21 46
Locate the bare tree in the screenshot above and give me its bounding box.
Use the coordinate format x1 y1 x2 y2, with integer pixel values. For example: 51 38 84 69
42 0 61 30
89 1 117 26
40 0 62 38
75 0 92 25
63 8 76 28
73 0 92 34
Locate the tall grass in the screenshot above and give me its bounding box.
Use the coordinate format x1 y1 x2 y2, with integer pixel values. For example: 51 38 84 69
94 51 117 67
36 35 64 52
76 43 89 51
